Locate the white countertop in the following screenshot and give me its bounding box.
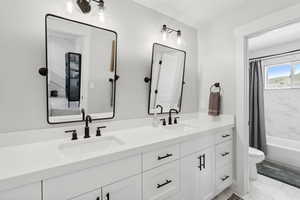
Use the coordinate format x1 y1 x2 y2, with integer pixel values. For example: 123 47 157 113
0 114 234 192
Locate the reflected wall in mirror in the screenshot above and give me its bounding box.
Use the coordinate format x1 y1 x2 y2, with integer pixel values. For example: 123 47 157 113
148 43 186 114
46 14 117 124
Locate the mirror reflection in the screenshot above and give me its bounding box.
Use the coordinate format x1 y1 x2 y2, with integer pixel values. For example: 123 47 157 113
148 43 186 114
46 15 117 124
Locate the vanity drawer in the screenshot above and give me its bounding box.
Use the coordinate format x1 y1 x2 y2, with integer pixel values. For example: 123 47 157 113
43 155 141 200
215 164 233 194
143 144 179 171
216 141 233 168
215 130 233 144
143 161 180 200
181 135 215 157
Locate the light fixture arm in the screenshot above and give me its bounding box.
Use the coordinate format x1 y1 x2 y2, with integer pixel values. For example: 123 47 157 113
91 0 104 7
161 24 182 44
162 24 180 34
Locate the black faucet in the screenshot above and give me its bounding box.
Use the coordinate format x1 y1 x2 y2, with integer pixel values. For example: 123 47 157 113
84 115 93 138
168 109 179 125
156 104 163 114
81 109 86 121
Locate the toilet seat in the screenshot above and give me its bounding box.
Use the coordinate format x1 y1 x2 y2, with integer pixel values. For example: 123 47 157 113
248 147 266 180
249 147 265 158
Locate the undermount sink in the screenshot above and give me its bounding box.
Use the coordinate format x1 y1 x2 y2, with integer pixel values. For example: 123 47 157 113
161 124 195 133
59 136 125 156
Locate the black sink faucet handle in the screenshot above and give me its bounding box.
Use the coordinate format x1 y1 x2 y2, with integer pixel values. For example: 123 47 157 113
65 130 78 140
174 117 180 124
96 126 107 137
160 118 167 126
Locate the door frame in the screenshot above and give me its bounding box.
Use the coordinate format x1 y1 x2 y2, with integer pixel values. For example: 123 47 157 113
234 3 300 195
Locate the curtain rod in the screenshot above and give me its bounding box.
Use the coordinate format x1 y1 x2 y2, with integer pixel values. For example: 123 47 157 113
249 49 300 61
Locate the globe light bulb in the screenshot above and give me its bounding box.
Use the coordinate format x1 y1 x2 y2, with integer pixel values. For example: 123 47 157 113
99 8 105 22
66 0 74 14
162 25 167 41
177 30 182 45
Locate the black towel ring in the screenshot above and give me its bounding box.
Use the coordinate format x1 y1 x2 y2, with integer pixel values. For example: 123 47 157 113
210 82 221 93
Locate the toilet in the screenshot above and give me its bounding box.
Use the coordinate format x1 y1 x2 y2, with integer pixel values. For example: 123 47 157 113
248 147 265 180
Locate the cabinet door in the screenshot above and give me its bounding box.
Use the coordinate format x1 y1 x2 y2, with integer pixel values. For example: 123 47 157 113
71 190 101 200
0 183 41 200
102 175 141 200
181 147 215 200
198 147 215 200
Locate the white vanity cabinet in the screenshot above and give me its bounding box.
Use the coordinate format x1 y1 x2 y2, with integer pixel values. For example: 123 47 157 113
69 175 141 200
180 129 233 200
143 161 180 200
43 155 141 200
181 146 215 200
0 127 233 200
70 190 101 200
102 175 141 200
0 182 41 200
142 144 181 200
215 131 234 194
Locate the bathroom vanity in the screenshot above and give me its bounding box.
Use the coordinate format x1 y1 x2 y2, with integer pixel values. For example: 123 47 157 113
0 115 234 200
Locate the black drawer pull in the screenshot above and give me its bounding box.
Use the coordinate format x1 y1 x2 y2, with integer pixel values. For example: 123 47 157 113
157 179 172 189
198 154 206 171
221 152 230 157
221 175 230 181
222 134 231 138
158 153 173 160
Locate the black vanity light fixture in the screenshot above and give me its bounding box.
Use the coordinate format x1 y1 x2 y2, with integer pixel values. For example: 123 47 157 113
66 0 106 22
161 24 182 45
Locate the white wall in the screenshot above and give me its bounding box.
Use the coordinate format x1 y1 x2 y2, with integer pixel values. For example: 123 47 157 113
197 2 300 115
249 39 300 58
0 0 198 133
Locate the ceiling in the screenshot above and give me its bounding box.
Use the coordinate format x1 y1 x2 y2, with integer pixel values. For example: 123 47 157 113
132 0 300 27
248 22 300 51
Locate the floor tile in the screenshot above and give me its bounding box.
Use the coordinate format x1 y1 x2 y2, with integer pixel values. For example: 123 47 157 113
214 175 300 200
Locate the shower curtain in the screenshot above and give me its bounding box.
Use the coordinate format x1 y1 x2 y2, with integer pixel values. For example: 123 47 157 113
249 60 267 154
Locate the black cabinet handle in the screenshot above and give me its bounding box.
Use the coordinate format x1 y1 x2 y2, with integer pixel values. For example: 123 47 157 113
221 152 230 157
221 175 230 181
157 179 172 189
174 117 180 124
158 153 173 160
198 155 202 170
222 134 231 138
198 154 206 170
105 192 110 200
160 118 166 126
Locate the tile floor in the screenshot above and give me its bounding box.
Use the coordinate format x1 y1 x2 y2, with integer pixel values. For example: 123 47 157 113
214 175 300 200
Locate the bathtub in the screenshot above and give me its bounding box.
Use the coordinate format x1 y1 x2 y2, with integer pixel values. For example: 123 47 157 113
267 136 300 170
